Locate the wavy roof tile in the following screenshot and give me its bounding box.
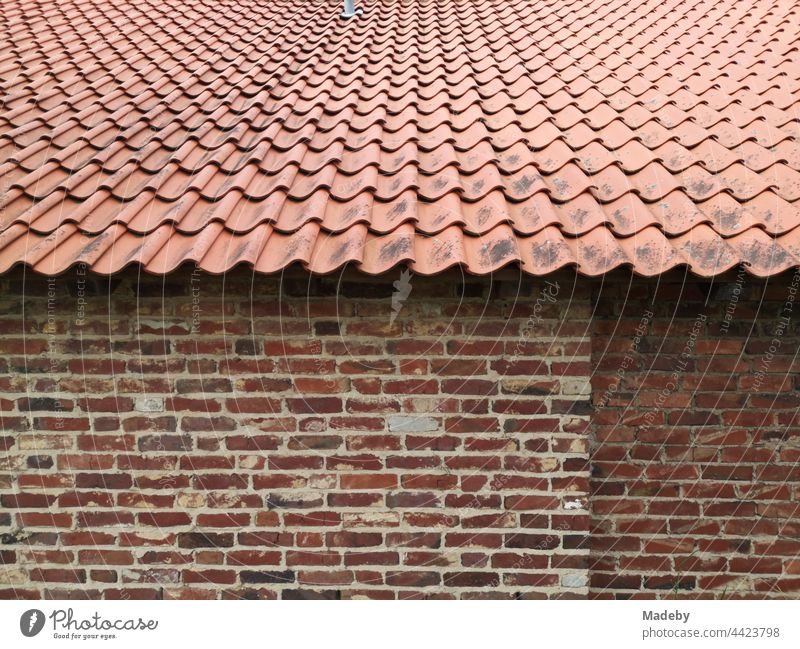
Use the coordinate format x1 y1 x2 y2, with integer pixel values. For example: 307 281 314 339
1 0 799 276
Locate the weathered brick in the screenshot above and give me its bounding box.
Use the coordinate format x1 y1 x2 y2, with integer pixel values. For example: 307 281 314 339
0 268 593 600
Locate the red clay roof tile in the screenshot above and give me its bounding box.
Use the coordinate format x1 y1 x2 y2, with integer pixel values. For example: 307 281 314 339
1 0 799 276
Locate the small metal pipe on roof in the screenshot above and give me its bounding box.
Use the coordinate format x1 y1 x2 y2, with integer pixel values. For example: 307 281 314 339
341 0 362 18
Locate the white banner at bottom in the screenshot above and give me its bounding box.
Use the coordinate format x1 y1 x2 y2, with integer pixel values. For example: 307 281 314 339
1 600 798 648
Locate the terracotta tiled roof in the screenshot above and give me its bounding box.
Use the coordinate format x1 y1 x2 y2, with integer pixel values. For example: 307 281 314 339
1 0 800 276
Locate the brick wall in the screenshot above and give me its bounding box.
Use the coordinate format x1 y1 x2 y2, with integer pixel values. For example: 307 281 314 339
0 267 592 600
4 265 797 600
590 270 800 599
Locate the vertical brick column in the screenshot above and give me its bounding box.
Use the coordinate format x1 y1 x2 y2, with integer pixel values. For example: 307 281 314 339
590 274 800 599
0 268 593 599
